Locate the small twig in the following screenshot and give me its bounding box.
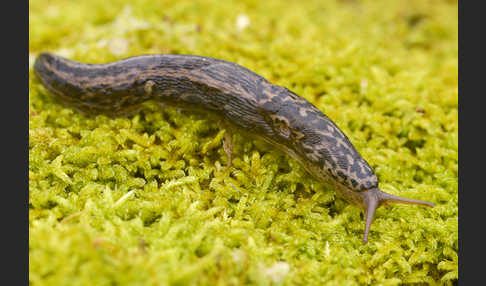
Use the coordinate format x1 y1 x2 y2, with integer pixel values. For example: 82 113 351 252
60 211 84 224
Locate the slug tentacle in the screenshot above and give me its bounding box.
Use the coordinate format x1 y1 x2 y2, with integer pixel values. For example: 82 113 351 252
33 52 435 242
360 188 434 243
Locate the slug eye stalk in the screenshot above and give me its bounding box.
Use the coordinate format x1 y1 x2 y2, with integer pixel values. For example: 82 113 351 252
361 188 434 244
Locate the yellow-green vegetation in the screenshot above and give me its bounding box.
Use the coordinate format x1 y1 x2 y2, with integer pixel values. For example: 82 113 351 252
29 0 458 285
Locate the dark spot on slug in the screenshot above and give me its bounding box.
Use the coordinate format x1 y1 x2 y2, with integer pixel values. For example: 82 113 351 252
337 171 346 180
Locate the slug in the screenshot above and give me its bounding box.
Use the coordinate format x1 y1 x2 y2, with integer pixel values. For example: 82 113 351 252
33 52 434 243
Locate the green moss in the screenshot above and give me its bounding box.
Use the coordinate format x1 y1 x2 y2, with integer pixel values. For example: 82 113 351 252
29 0 458 285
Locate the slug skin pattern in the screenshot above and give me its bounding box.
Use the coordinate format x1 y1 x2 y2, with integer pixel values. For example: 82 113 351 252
34 52 434 243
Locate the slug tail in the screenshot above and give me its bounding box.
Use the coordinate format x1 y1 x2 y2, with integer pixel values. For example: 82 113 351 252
361 188 434 244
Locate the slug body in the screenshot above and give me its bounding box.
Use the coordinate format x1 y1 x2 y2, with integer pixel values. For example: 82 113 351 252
34 52 433 243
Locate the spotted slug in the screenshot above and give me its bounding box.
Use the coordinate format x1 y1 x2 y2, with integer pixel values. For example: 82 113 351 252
33 52 434 243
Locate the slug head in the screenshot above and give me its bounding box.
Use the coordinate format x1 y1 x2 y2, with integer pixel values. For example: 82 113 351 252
359 188 434 243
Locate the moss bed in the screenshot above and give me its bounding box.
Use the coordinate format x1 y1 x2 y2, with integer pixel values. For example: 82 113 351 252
29 0 458 285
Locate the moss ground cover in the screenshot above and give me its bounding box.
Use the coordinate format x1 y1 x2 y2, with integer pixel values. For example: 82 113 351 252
29 0 458 285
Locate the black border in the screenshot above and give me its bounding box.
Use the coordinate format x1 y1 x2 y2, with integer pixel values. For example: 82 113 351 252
459 0 474 284
8 0 29 283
